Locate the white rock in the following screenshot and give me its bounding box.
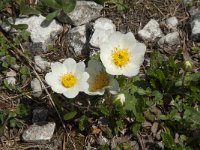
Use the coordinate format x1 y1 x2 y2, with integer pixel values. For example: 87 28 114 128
151 122 159 137
34 55 50 72
6 69 16 77
188 13 200 42
158 32 180 47
97 134 109 145
183 0 193 5
138 19 163 42
68 1 103 26
5 77 16 85
90 18 116 47
22 122 55 142
166 16 178 29
67 25 87 56
189 7 200 16
156 129 162 140
192 19 200 35
31 78 42 97
15 15 62 51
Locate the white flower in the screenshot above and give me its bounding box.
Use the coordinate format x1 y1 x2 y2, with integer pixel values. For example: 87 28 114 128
114 93 125 105
100 31 146 77
85 60 119 95
45 58 89 98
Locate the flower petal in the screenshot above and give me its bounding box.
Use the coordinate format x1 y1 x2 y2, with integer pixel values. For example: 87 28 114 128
108 31 124 47
109 78 119 94
45 72 66 93
51 62 65 75
86 60 103 75
121 32 136 49
63 58 77 73
63 88 79 98
78 72 90 92
123 64 140 77
75 61 86 77
134 42 146 55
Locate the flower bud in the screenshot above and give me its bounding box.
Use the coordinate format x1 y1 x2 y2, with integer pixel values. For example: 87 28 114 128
114 93 125 105
183 60 193 72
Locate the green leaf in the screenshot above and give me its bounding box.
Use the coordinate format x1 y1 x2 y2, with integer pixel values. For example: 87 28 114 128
0 126 4 137
78 115 88 131
99 144 110 150
20 65 30 75
131 123 141 134
61 0 76 13
151 90 163 101
11 24 28 30
161 132 176 149
45 10 60 22
9 119 16 128
137 88 146 95
124 93 137 114
42 0 61 9
16 104 29 116
2 61 8 68
20 1 40 15
6 55 16 65
8 111 17 119
64 111 77 120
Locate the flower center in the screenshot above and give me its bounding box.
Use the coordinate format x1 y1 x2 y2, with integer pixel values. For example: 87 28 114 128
112 48 130 68
90 71 109 92
61 73 77 88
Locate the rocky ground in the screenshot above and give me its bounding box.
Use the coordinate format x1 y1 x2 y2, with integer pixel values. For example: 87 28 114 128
0 0 200 150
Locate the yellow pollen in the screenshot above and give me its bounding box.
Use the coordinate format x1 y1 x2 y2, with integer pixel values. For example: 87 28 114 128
61 73 77 88
112 48 130 68
90 71 109 92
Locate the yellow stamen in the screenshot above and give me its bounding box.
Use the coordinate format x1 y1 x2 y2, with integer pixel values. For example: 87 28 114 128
61 73 77 88
90 71 109 92
112 48 130 68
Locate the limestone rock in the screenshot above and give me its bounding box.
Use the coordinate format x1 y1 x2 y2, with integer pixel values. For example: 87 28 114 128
15 15 62 51
34 55 50 72
166 16 178 29
90 18 116 48
5 77 16 85
68 1 103 26
67 25 87 56
158 32 180 47
31 78 42 97
188 12 200 42
32 107 48 124
138 19 163 42
22 122 55 142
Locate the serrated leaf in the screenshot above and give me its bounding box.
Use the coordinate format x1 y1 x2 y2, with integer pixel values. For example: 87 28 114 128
151 90 163 101
20 65 30 75
137 88 146 95
78 115 88 131
124 93 137 114
64 111 77 120
161 132 176 149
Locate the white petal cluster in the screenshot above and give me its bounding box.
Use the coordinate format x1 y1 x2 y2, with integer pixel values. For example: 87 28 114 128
45 31 146 99
100 32 146 77
45 58 89 98
86 60 119 95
